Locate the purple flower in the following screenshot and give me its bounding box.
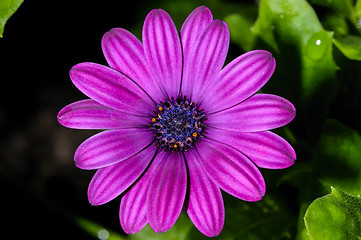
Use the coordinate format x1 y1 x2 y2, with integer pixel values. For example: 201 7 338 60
57 6 296 237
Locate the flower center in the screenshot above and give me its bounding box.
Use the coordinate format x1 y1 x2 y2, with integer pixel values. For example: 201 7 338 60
150 97 206 152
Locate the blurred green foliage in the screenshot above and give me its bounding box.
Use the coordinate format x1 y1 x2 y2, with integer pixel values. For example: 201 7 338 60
0 0 23 37
304 187 361 240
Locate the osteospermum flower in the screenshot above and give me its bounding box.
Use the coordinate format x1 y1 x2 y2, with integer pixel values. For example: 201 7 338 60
57 6 296 237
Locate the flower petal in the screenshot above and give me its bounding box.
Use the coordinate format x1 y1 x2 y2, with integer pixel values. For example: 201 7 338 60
208 128 296 169
120 150 166 234
147 152 187 233
182 20 229 102
74 129 154 170
195 139 265 201
70 62 153 116
200 50 276 113
87 145 157 206
102 28 163 102
185 151 224 237
207 94 296 132
181 6 213 86
57 99 148 129
143 9 182 98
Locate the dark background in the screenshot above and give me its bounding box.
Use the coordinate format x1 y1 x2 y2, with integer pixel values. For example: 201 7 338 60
0 0 160 238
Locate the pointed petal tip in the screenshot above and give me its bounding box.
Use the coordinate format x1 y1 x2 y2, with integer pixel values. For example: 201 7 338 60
56 106 68 125
102 27 127 41
88 192 102 206
193 6 212 16
202 229 222 238
250 49 276 67
147 8 168 17
122 227 141 235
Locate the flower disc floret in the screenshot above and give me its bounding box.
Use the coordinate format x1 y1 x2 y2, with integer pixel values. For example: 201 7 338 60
151 96 206 152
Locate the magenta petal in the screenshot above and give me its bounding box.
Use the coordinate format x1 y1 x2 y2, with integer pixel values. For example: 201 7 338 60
208 128 296 169
87 146 157 206
120 150 166 234
182 20 229 101
195 139 265 201
181 6 213 88
143 9 182 98
201 50 276 113
74 129 154 170
185 151 224 237
147 152 187 233
57 99 147 129
207 94 296 132
102 28 163 102
70 62 153 116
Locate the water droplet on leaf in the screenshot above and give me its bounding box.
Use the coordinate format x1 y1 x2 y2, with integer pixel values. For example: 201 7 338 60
306 31 330 60
356 19 361 29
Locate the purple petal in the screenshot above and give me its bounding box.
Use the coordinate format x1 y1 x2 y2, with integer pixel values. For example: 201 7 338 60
57 99 148 129
147 152 187 233
195 139 265 201
182 20 229 101
70 62 153 116
200 50 276 113
120 150 166 234
102 28 164 102
87 145 157 206
74 129 154 170
208 128 296 169
207 94 296 132
185 151 224 237
181 6 213 88
143 9 182 98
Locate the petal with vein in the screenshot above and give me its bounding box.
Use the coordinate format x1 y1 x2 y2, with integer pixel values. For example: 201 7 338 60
143 9 182 98
147 152 187 233
120 150 166 234
207 94 296 132
57 99 147 129
208 128 296 169
185 151 224 237
74 129 154 170
181 6 213 88
195 139 265 201
102 28 163 102
87 145 157 206
182 20 229 102
201 50 276 113
70 62 153 116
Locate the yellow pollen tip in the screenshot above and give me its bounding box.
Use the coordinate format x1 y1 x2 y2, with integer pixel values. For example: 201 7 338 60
152 118 156 122
174 144 178 148
193 133 198 137
158 107 163 111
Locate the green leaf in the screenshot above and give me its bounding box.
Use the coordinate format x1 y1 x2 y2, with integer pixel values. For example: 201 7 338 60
0 0 23 37
252 0 338 140
224 13 254 51
334 35 361 60
304 187 361 240
129 213 193 240
313 119 361 196
75 217 125 240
